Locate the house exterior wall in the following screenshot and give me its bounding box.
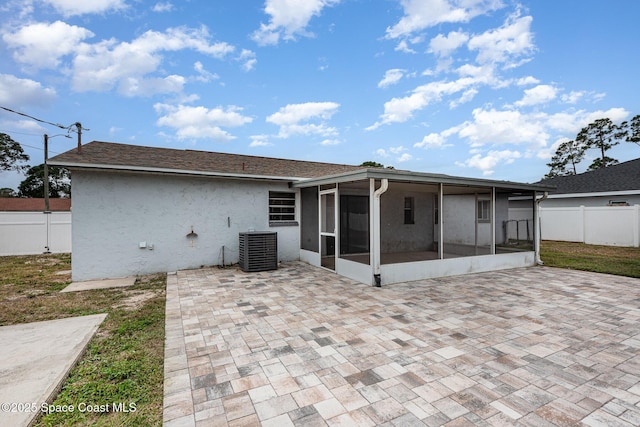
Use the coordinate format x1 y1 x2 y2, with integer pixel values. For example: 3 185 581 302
0 211 71 255
442 194 492 247
71 170 300 280
380 189 434 253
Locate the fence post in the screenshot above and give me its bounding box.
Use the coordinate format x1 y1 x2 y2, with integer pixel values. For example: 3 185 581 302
634 205 640 248
579 205 585 244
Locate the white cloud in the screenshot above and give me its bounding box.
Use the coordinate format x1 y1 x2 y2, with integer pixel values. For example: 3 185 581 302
516 76 540 86
397 153 413 162
455 108 549 147
414 133 453 149
560 90 585 104
119 75 186 97
378 69 406 88
456 149 521 175
449 88 478 108
367 77 476 129
251 0 340 46
154 103 253 141
4 23 237 96
249 135 273 147
193 62 219 83
3 21 94 69
394 40 416 53
266 101 339 138
429 31 469 56
376 148 389 157
515 84 557 106
152 2 173 12
386 0 504 39
0 74 56 106
41 0 127 17
467 13 534 66
71 26 234 95
238 49 257 72
389 146 406 154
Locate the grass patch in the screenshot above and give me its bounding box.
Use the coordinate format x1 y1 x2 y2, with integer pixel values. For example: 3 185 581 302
0 254 165 426
541 240 640 278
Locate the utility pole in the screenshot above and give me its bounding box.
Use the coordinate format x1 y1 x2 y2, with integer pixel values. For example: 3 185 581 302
44 133 50 212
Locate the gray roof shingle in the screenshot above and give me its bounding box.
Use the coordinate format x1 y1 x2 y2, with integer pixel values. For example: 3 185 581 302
537 158 640 194
49 141 363 179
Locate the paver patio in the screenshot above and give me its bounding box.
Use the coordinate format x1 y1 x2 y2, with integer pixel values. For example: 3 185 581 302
163 262 640 426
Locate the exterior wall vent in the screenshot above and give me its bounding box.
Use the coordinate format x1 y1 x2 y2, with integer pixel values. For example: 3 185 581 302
239 231 278 272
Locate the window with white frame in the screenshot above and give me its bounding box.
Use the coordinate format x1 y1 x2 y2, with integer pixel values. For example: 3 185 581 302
269 191 296 224
477 199 491 222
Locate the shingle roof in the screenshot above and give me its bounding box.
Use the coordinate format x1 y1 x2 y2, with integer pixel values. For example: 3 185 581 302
537 158 640 194
49 141 363 180
0 198 71 211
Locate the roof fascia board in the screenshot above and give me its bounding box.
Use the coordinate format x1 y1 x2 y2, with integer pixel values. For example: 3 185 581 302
292 168 552 192
49 161 301 182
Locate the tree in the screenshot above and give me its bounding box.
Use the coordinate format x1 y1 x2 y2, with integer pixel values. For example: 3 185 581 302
360 161 395 169
576 118 625 171
545 139 586 178
0 133 29 172
360 161 385 168
0 188 17 197
627 114 640 146
18 164 70 198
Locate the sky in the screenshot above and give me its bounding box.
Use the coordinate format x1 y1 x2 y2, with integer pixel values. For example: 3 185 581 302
1 0 639 191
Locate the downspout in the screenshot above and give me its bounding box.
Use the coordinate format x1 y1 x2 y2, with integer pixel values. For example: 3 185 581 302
372 179 389 287
534 191 548 265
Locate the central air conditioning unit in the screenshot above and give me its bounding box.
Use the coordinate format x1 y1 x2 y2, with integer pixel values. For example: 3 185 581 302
239 231 278 272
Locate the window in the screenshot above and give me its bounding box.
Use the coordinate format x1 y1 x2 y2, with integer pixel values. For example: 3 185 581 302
404 197 415 224
477 199 490 222
608 200 629 206
269 192 296 224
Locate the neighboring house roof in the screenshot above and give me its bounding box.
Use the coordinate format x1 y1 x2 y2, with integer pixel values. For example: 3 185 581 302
538 158 640 195
0 198 71 211
49 141 363 180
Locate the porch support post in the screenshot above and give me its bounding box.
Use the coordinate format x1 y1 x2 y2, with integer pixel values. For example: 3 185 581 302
491 186 496 254
474 192 479 254
372 178 388 286
439 183 444 260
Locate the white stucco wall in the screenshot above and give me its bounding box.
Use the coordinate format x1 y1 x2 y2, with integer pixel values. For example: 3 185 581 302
71 170 300 280
442 194 492 246
380 189 434 253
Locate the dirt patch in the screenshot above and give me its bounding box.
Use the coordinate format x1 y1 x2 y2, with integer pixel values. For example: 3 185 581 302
118 291 161 311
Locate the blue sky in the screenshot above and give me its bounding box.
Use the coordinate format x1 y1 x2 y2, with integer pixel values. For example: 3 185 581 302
1 0 639 191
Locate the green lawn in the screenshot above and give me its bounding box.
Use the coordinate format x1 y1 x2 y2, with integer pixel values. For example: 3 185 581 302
0 254 165 426
541 240 640 278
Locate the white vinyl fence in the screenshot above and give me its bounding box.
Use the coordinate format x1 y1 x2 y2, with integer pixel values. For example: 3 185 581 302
539 205 640 247
0 211 72 255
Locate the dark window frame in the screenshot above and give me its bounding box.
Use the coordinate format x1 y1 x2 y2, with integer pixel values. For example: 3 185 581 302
269 191 298 226
404 196 415 225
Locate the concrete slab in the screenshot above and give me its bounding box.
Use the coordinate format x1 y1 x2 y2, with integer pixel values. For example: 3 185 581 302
0 314 107 427
60 277 136 293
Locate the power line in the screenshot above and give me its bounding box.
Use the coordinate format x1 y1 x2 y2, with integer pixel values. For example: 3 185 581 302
0 129 44 137
0 105 68 130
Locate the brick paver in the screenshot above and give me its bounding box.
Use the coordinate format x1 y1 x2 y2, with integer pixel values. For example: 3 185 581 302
163 262 640 426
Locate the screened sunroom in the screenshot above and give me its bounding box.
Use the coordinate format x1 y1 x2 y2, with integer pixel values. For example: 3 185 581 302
294 168 551 286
